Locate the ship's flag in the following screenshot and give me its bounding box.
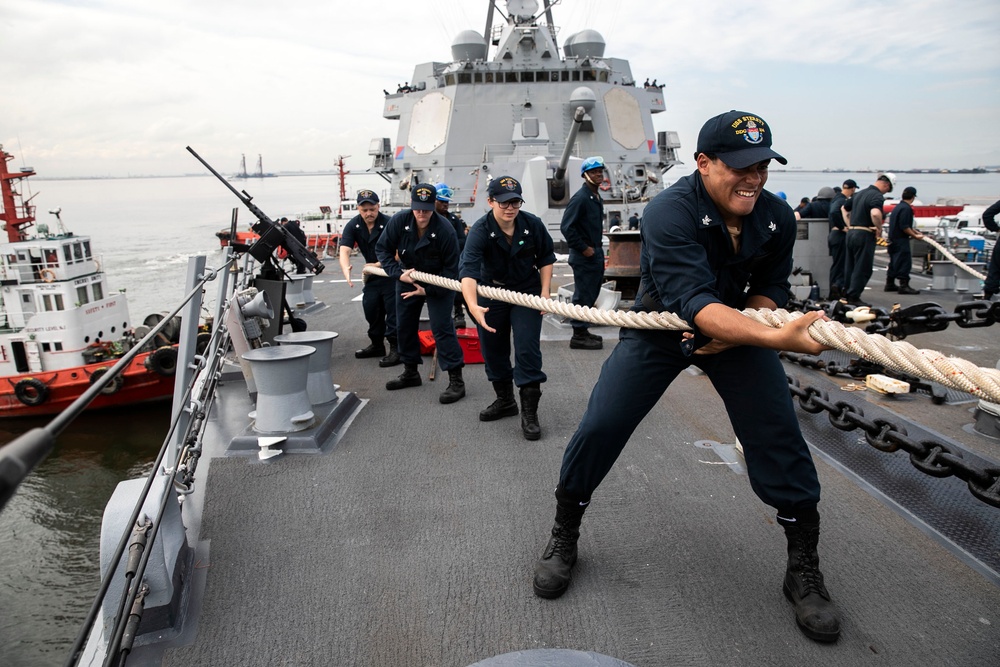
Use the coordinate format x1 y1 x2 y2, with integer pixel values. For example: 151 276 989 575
395 146 405 160
648 140 656 154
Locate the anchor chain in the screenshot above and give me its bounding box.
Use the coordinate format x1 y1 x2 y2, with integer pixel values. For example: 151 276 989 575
786 376 1000 508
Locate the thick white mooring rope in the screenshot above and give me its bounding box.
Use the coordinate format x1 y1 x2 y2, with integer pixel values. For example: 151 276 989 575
922 236 988 281
362 267 1000 403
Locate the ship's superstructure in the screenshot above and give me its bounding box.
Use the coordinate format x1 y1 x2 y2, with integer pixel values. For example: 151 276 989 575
370 0 681 242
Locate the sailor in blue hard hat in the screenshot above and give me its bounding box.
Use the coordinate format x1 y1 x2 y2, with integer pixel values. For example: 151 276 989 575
559 156 607 350
533 110 842 644
434 183 469 329
375 183 466 404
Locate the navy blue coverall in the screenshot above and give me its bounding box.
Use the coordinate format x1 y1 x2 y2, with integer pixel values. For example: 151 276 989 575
827 192 848 294
886 200 916 284
843 185 884 300
460 209 556 387
339 212 396 342
375 210 464 371
445 210 468 314
560 183 605 330
557 171 821 517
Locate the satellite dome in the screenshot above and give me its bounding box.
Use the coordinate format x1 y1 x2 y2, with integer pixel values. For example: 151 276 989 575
563 30 606 59
451 30 488 61
569 86 597 113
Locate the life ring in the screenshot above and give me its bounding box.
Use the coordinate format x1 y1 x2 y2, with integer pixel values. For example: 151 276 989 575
14 378 49 406
89 367 123 394
145 346 178 376
599 178 611 192
40 269 56 283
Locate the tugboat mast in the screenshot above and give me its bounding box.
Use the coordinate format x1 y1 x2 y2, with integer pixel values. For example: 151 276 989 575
0 146 37 243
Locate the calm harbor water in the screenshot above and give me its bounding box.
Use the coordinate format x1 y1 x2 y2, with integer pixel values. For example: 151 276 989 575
0 169 997 666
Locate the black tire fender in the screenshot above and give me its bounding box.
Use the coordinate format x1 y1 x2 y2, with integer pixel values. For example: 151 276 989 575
145 346 178 376
14 378 49 406
89 367 123 395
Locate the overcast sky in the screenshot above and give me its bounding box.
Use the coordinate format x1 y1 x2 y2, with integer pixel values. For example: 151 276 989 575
2 0 999 178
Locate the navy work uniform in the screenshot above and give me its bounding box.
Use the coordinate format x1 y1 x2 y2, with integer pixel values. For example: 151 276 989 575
557 170 821 516
339 210 396 346
842 184 884 302
560 180 605 332
886 195 917 289
375 209 464 372
460 208 556 387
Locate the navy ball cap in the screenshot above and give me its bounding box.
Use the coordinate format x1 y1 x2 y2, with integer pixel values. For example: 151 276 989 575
697 110 787 169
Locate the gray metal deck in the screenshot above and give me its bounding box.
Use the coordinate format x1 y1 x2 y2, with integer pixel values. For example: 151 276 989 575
143 270 998 667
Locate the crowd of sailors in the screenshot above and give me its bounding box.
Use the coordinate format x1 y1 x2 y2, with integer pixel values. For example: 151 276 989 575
331 110 869 645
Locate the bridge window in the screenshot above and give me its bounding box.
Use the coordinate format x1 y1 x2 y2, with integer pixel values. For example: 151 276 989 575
458 72 472 84
582 70 596 81
572 71 580 81
77 286 89 305
73 243 83 261
522 71 535 82
474 72 482 83
485 72 494 83
43 294 52 311
54 294 64 310
83 241 92 259
93 283 103 301
537 71 550 82
63 246 72 263
505 72 518 83
445 74 456 86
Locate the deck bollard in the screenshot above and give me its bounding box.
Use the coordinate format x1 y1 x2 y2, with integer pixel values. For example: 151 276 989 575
301 274 316 306
274 330 339 404
285 274 309 308
242 345 315 433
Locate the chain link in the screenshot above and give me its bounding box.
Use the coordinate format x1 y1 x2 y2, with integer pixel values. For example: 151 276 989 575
786 377 1000 508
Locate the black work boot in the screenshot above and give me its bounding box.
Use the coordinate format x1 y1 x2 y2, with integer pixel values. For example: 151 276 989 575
480 380 518 421
533 491 588 599
379 337 401 367
781 518 841 642
896 280 919 295
355 337 385 359
439 367 466 404
519 384 542 441
386 364 421 390
453 304 467 330
884 278 898 292
570 327 602 350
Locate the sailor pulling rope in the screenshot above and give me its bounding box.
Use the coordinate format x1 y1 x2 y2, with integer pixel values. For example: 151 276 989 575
362 265 1000 404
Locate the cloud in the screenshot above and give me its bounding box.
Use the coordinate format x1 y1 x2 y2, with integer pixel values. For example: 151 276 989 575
2 0 998 176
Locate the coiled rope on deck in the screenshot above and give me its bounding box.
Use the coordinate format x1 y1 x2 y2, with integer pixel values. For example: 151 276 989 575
362 266 1000 404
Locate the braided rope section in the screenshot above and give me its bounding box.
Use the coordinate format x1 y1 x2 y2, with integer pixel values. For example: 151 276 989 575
362 267 1000 403
923 236 987 281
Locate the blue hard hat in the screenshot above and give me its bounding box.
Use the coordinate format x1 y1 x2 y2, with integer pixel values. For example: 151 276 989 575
434 183 453 202
776 191 787 201
580 156 606 176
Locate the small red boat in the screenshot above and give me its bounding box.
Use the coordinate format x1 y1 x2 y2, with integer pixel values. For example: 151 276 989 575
0 145 179 417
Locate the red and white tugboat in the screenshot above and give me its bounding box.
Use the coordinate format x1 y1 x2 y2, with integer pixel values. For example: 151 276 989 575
0 146 177 417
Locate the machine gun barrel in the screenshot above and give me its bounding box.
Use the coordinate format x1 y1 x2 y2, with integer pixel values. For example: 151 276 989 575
185 146 324 274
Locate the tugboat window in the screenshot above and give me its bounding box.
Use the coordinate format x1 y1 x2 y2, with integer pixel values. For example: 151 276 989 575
54 294 64 310
42 342 50 352
73 243 83 261
63 246 72 263
93 283 103 301
54 342 62 351
42 295 52 311
83 241 92 259
77 286 89 305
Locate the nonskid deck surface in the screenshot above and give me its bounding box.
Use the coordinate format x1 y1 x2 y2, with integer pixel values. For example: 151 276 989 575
153 265 998 667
